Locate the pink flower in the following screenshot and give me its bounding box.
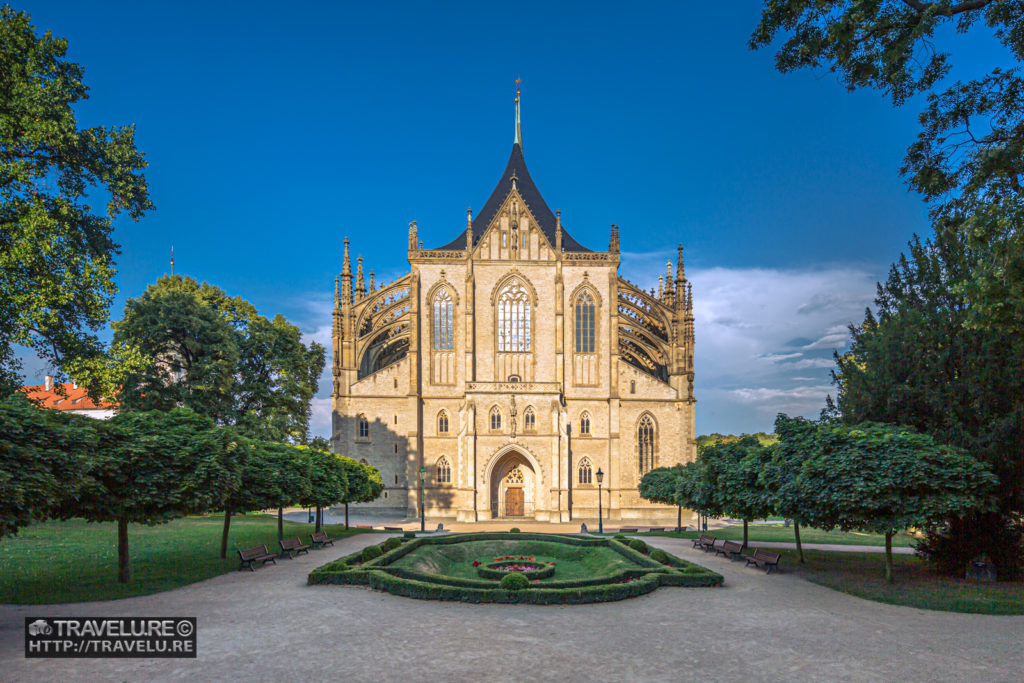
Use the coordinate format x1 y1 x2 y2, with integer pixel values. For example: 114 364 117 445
472 561 481 567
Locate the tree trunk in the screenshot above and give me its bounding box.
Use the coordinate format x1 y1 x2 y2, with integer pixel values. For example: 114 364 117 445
220 508 232 559
277 507 284 542
743 519 749 550
885 531 894 584
677 505 682 532
117 517 130 584
345 502 349 529
794 521 805 564
315 506 322 532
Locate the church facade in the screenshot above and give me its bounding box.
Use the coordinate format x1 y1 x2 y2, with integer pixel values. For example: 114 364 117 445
330 97 696 522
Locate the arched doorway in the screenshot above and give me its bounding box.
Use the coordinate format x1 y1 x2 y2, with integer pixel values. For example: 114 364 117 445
488 450 536 519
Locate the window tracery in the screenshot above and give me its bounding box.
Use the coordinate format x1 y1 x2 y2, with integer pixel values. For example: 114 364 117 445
506 466 524 484
436 457 451 484
524 406 536 432
432 288 454 350
357 415 369 439
489 407 502 431
638 414 656 474
580 412 591 436
578 458 593 485
497 282 531 352
437 410 449 434
574 291 596 353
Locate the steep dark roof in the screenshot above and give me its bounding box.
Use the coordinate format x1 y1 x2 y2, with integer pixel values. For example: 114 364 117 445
436 142 591 252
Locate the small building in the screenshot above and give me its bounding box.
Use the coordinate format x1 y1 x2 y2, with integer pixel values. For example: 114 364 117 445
20 376 118 420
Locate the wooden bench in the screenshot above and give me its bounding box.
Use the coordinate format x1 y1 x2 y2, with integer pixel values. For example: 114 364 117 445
238 544 277 571
310 530 334 548
743 548 782 574
356 524 374 529
692 534 717 551
617 527 639 533
647 527 666 532
383 526 404 531
279 537 311 559
715 540 744 560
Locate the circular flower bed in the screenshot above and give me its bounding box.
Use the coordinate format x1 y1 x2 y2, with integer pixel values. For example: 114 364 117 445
476 557 556 580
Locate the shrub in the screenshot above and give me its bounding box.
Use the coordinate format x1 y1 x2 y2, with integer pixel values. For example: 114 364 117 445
650 549 669 564
499 572 531 590
381 537 401 552
403 530 416 539
509 527 521 533
361 544 383 562
628 539 648 554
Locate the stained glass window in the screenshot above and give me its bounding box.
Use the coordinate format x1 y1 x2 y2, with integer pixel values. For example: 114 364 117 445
438 411 449 434
490 407 502 431
524 407 536 431
578 458 592 484
436 457 451 483
638 414 656 474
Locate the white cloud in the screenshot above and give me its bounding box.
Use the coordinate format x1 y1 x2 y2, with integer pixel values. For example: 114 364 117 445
309 396 332 440
620 254 878 434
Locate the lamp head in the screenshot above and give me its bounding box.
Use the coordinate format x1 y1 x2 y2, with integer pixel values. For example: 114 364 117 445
419 465 426 482
596 468 604 484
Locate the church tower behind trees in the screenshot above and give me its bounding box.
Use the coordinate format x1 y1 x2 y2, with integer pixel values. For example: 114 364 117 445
331 90 695 522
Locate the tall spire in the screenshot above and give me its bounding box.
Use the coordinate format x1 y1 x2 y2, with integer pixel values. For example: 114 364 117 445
514 77 522 147
355 255 366 301
341 238 352 304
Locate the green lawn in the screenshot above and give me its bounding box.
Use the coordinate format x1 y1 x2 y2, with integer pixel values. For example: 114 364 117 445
777 548 1024 615
390 539 640 582
0 515 368 604
637 523 917 547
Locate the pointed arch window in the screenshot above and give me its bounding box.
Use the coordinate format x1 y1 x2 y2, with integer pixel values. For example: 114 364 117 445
432 288 454 350
524 406 536 432
497 282 531 352
574 291 595 353
638 414 656 474
489 407 502 432
436 457 451 484
357 414 370 439
579 412 591 436
437 410 449 434
578 457 593 485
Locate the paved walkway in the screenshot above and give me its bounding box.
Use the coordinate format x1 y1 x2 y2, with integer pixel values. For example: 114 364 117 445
2 535 1020 681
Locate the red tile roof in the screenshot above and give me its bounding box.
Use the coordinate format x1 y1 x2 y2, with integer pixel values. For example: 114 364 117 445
19 382 118 411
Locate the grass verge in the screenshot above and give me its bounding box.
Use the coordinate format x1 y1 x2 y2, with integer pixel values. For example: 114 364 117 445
777 548 1024 615
636 523 917 547
0 515 367 604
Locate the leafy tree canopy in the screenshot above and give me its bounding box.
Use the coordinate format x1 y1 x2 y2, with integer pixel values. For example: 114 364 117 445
0 6 152 395
114 275 325 443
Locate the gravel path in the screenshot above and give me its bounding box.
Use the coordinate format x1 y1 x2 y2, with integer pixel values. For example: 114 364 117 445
2 535 1020 682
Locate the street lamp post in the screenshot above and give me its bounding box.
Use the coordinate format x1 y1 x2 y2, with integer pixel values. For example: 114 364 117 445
596 468 604 534
419 465 426 532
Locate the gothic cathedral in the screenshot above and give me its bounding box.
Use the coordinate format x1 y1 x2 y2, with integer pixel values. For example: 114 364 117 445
331 93 696 522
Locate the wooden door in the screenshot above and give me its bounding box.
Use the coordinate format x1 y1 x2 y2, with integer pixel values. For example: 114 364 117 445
505 488 524 517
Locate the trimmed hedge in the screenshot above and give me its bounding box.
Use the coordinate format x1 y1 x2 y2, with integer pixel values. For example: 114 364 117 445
650 549 669 564
381 537 402 552
307 532 724 600
477 560 556 581
361 544 383 561
628 538 649 554
500 572 530 590
509 527 521 533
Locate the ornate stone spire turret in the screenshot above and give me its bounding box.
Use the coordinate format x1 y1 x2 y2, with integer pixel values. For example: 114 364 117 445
466 208 473 251
334 276 340 307
609 223 619 253
369 270 375 292
355 255 366 301
555 209 562 251
675 244 686 310
664 261 674 306
341 237 353 304
408 221 418 252
658 274 664 299
687 282 693 315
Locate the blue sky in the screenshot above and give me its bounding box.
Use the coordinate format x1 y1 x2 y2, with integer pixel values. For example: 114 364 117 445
15 1 1011 437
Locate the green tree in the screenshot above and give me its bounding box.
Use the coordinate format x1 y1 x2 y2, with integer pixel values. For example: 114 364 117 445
336 458 384 528
639 465 687 530
832 229 1024 576
0 6 152 395
753 0 1024 578
0 393 95 536
217 435 312 557
114 275 325 443
705 437 775 549
75 409 233 583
